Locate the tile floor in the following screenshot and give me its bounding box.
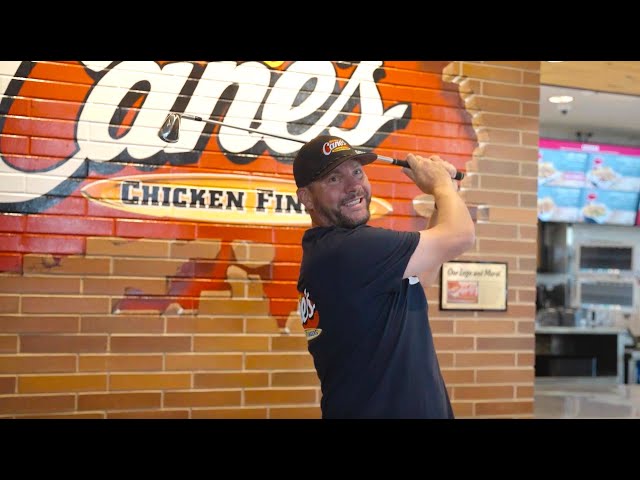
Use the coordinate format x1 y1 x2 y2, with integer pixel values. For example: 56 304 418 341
534 377 640 418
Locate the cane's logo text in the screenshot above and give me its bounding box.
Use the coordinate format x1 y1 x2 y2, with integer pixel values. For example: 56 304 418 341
299 288 322 340
0 61 410 214
323 139 349 156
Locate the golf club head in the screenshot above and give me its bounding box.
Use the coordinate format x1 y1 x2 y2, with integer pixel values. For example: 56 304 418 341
158 113 181 143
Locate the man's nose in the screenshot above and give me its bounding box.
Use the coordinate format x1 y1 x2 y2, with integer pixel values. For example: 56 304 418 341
344 174 362 191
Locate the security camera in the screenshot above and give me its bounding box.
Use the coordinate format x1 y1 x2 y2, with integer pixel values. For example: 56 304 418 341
557 103 571 115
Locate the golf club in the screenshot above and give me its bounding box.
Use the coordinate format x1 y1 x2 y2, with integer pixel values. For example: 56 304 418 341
158 113 465 180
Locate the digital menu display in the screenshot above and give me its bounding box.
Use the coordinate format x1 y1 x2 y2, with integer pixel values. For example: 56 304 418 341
538 139 640 226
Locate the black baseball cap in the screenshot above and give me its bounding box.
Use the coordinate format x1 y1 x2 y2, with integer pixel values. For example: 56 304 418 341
293 135 377 188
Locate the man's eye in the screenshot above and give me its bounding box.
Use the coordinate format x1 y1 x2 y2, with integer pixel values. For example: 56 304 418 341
328 176 338 183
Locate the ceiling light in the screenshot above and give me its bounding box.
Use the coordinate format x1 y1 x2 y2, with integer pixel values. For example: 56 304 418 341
548 95 574 104
546 61 565 63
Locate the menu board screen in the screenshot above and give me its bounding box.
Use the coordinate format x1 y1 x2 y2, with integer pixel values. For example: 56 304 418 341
538 185 582 222
538 148 589 188
585 153 640 192
538 139 640 226
579 189 639 225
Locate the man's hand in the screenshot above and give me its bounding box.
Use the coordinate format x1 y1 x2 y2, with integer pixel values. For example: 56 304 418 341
402 154 459 196
402 153 475 282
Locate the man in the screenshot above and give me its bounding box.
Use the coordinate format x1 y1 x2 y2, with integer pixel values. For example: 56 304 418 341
294 135 475 419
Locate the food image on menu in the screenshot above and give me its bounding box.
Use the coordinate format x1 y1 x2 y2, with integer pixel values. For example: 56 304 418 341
537 185 581 222
538 148 588 187
582 202 607 217
587 164 619 189
582 202 609 223
579 189 639 226
447 281 479 304
537 196 555 220
586 153 640 191
538 161 557 181
590 166 617 182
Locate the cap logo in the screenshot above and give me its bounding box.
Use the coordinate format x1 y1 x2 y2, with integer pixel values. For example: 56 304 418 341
322 139 350 155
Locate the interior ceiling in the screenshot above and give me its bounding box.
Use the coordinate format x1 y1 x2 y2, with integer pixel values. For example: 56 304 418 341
539 61 640 143
540 61 640 96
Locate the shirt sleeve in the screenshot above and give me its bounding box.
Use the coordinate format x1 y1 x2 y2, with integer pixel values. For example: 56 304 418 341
336 226 419 294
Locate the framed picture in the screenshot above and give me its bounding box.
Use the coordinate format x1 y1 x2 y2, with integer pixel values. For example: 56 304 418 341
440 261 508 311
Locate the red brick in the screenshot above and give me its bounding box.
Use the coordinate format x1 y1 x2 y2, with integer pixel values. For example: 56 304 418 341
110 336 191 353
194 372 268 389
193 408 266 419
0 335 17 352
0 214 26 233
165 354 242 371
0 355 76 373
269 407 321 419
245 388 316 405
0 316 79 333
23 255 110 275
0 235 85 254
86 237 170 258
116 219 196 240
166 317 243 334
461 63 522 83
80 315 164 333
20 334 107 353
79 354 163 372
22 296 111 314
476 336 534 351
476 401 533 416
107 410 189 419
0 394 75 414
26 215 113 235
0 376 16 393
110 373 191 391
18 374 107 393
0 254 22 273
164 390 241 408
78 392 161 410
0 276 81 294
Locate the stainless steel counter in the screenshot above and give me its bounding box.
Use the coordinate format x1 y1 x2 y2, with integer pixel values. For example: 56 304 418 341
536 326 626 335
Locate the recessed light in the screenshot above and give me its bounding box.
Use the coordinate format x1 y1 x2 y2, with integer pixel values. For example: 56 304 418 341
548 95 574 104
546 61 565 63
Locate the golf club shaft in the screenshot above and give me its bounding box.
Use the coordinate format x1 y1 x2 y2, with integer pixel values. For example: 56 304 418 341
374 155 464 181
181 113 300 143
179 113 464 180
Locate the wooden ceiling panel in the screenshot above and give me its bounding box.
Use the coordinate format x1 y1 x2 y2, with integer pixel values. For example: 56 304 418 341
540 61 640 96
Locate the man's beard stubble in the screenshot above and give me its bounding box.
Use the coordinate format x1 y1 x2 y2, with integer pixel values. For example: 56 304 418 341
316 195 372 229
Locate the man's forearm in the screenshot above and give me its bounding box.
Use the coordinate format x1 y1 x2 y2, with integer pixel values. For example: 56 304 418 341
430 187 475 258
417 190 471 287
427 202 438 229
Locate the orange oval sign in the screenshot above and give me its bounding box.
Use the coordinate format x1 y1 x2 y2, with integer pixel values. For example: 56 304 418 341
81 173 393 226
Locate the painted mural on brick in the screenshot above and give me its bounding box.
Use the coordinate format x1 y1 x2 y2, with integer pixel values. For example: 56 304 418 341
0 60 476 326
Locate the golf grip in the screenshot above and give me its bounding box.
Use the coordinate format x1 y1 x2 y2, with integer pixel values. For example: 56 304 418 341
389 158 465 181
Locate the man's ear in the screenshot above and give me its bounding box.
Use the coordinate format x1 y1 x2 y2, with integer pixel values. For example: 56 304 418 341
297 187 314 211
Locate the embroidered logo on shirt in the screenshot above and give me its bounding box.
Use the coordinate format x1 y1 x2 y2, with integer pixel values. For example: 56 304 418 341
298 288 322 341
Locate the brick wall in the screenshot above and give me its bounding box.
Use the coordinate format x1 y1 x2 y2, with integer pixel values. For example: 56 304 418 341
0 61 540 418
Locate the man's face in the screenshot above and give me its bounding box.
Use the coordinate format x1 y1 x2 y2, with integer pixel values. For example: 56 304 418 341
304 158 372 228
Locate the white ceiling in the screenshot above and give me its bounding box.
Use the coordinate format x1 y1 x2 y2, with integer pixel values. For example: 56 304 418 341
538 84 640 146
